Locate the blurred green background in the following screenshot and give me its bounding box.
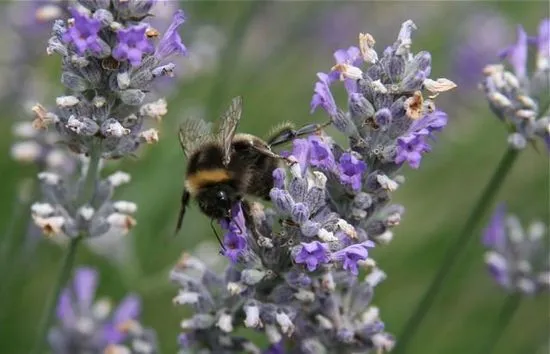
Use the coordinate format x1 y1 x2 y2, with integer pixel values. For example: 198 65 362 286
0 1 548 353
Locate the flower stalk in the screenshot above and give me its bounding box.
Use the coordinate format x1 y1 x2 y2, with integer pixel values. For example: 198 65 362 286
78 141 102 205
396 147 520 352
31 236 80 354
480 294 522 354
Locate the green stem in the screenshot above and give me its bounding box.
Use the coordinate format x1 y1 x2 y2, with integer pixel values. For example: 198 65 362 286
79 142 102 206
480 294 521 354
31 237 80 354
32 144 102 354
0 181 34 283
395 148 520 353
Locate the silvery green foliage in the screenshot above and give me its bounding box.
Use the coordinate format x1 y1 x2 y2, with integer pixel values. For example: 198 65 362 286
482 204 550 295
171 20 455 353
31 0 186 242
48 266 158 354
481 19 550 151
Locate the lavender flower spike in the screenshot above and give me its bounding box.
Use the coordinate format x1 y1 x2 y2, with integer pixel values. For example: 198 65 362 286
482 205 550 295
171 19 455 353
30 2 187 351
49 267 158 353
32 2 187 242
482 18 550 151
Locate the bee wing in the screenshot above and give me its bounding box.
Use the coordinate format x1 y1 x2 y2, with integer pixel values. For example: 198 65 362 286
178 117 213 158
217 96 243 166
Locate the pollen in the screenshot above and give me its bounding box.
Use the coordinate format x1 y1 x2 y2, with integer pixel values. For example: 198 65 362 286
404 91 424 120
116 319 140 334
33 215 65 237
31 103 55 130
331 63 363 81
359 33 378 63
146 27 160 38
423 78 457 98
139 128 159 144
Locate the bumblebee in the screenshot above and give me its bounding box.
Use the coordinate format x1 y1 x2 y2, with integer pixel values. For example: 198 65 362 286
175 96 329 240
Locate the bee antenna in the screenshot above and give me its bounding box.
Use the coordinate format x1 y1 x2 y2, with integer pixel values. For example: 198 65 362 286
210 219 226 251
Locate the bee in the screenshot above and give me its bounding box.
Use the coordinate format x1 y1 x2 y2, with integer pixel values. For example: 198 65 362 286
175 96 329 243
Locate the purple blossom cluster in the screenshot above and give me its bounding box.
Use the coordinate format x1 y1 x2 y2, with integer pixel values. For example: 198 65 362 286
481 19 550 151
482 204 549 295
27 1 187 351
311 21 454 170
31 0 186 240
171 20 455 353
49 267 158 353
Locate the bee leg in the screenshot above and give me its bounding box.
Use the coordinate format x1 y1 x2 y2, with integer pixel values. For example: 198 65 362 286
174 189 190 236
267 120 332 147
210 219 226 251
247 143 297 166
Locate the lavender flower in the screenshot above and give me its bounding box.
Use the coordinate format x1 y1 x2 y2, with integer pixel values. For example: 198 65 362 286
171 19 454 353
155 8 187 60
311 73 337 116
62 8 105 56
220 203 248 262
112 25 153 66
31 1 185 244
294 241 331 271
311 20 455 170
338 152 367 190
482 205 550 294
481 18 550 151
49 266 158 353
332 242 374 275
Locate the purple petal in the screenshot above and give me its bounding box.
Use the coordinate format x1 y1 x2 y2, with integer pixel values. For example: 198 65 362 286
103 323 124 345
155 9 187 60
291 138 310 174
272 168 286 188
263 341 285 354
302 240 322 253
409 110 448 136
112 294 141 324
537 19 550 69
308 135 335 170
305 256 319 271
73 267 98 309
500 25 528 78
482 203 507 249
56 289 75 326
310 72 337 116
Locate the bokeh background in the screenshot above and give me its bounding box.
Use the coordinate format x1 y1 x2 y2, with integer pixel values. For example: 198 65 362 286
0 1 548 353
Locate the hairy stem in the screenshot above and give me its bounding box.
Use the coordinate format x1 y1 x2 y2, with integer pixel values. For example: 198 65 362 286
31 144 102 354
480 294 521 354
395 148 520 352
